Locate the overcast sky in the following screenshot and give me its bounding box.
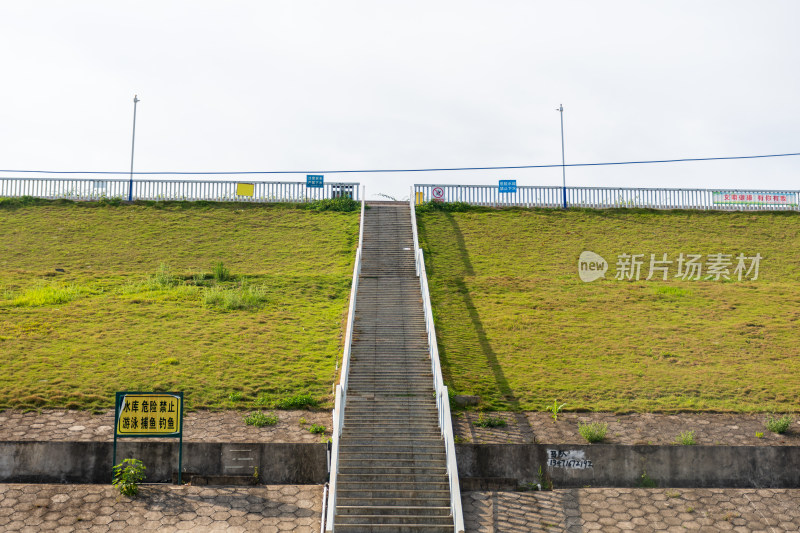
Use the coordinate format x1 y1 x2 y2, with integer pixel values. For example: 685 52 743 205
2 1 799 200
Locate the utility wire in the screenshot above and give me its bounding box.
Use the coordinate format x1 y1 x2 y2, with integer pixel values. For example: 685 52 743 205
1 151 799 176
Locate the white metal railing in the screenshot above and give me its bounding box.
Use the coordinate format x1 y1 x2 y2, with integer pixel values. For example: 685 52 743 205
414 184 800 211
325 186 365 532
410 191 465 533
0 176 360 202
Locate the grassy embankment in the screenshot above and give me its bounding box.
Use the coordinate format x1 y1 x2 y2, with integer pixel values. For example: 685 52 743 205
0 199 359 411
417 205 800 413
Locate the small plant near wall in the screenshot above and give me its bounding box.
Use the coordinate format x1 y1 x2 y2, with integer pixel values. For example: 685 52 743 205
578 421 608 443
547 400 566 422
309 423 326 434
112 458 146 497
638 470 657 488
765 415 793 434
674 430 696 445
244 412 278 427
474 413 507 428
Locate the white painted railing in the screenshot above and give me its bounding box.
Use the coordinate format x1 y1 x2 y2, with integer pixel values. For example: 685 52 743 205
414 184 800 211
410 191 465 533
325 187 365 532
0 176 360 202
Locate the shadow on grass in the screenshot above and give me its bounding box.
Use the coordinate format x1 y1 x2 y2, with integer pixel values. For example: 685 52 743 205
429 212 535 441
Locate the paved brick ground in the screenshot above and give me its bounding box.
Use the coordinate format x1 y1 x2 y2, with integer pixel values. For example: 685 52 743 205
2 485 798 532
0 484 322 532
3 410 797 446
0 410 330 443
454 412 800 446
463 488 800 532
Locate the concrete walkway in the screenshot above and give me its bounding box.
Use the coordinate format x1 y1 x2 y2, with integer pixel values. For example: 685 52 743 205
2 485 798 532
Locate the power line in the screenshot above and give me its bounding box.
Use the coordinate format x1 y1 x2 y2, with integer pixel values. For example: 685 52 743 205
1 151 799 176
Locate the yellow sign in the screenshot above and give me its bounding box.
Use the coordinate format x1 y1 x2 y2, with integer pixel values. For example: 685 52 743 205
415 192 425 205
117 394 181 435
236 183 255 197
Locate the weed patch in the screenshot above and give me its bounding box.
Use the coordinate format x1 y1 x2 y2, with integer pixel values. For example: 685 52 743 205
244 412 278 427
674 430 696 445
765 415 793 434
276 394 319 409
474 413 507 428
578 421 608 443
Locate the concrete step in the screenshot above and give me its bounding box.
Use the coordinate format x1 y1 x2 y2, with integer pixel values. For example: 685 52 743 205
338 497 450 507
337 490 450 501
335 525 454 533
337 506 451 517
334 514 454 526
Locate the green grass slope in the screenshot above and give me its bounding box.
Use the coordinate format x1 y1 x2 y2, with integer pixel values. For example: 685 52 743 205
0 200 359 411
417 206 800 413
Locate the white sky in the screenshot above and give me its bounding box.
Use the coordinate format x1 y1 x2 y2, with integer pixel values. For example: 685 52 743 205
1 1 799 200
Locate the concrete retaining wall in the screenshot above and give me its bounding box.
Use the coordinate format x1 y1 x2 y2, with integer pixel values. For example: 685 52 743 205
456 444 800 488
0 442 327 484
3 441 798 488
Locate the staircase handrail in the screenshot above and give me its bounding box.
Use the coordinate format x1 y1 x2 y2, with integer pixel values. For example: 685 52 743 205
412 190 465 533
325 186 365 532
410 186 420 274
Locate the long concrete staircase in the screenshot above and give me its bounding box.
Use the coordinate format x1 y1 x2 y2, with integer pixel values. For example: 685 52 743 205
333 202 455 532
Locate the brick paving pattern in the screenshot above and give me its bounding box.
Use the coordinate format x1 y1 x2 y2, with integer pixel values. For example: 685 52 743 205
2 485 799 532
0 484 322 532
455 412 799 446
3 410 797 446
0 410 330 443
463 488 800 532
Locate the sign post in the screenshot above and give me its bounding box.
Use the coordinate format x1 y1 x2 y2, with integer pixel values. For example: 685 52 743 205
113 392 184 484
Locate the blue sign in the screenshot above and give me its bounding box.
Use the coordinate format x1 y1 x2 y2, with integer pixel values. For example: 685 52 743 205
499 179 516 193
306 175 324 188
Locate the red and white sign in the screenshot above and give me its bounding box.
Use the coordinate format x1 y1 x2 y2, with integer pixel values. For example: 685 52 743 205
432 187 444 200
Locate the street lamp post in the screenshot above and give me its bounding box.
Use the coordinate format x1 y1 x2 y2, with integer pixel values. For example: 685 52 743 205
557 104 567 209
128 95 140 202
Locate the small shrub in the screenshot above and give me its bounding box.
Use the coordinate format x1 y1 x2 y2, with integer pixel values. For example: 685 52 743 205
638 470 657 488
244 412 278 427
578 421 608 443
309 423 326 434
275 394 318 409
755 431 764 439
254 394 269 407
474 413 507 428
674 430 696 445
212 262 231 282
299 417 307 425
765 415 793 434
112 458 146 496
